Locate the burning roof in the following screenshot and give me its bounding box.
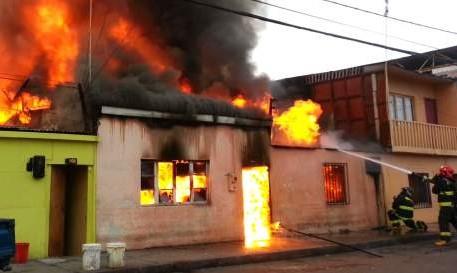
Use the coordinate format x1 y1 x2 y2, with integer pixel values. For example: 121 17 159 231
0 0 270 131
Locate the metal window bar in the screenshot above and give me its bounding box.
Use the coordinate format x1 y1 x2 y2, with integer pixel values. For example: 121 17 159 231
408 173 432 208
324 163 348 205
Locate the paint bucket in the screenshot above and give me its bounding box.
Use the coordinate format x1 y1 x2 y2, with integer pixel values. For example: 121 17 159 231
14 243 30 264
81 243 101 271
106 242 126 268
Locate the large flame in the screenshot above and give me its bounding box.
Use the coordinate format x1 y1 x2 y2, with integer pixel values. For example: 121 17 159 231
0 91 52 125
242 166 271 248
109 18 174 74
0 1 271 127
25 1 79 84
273 100 323 146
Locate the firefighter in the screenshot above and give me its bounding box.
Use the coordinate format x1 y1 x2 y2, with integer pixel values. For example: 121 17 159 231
388 187 420 233
429 165 457 246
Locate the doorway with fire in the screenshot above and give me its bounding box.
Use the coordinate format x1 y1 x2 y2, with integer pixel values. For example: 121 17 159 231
242 166 272 249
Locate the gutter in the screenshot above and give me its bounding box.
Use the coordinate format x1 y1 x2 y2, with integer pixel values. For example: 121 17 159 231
101 106 272 128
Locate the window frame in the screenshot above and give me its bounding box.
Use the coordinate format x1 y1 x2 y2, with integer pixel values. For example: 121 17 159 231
408 172 432 209
389 93 415 122
323 163 350 205
140 159 210 207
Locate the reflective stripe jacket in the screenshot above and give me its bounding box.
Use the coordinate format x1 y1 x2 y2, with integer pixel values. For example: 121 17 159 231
392 193 414 219
431 175 456 207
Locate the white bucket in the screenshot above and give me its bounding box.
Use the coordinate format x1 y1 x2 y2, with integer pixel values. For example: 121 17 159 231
106 242 126 268
81 243 102 271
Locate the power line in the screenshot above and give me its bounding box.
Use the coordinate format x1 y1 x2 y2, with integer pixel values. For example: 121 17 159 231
320 0 457 36
251 0 438 50
177 0 416 55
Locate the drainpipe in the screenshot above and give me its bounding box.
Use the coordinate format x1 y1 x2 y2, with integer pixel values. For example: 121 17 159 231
371 73 381 141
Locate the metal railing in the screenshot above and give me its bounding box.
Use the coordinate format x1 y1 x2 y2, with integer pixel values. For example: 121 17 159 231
390 120 457 155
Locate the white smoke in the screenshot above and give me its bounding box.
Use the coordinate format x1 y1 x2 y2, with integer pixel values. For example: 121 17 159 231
320 130 353 150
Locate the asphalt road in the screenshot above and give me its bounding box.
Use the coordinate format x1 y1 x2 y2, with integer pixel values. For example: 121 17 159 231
188 240 457 273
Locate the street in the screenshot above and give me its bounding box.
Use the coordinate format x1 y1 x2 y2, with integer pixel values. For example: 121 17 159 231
188 240 457 273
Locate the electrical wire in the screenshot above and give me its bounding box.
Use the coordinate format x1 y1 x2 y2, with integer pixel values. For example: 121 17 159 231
320 0 457 36
177 0 416 55
251 0 438 49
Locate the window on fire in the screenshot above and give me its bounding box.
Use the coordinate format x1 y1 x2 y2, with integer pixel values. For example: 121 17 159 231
141 160 208 206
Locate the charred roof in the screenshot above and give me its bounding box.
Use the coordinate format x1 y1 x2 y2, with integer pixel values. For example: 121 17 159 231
89 88 269 121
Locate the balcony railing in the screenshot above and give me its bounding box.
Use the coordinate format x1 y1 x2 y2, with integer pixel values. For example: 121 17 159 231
390 120 457 156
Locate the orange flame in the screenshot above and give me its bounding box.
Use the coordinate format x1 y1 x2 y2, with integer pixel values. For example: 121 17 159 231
110 18 174 74
273 100 323 146
25 1 79 85
242 166 271 248
0 91 52 125
231 94 271 114
232 95 248 108
179 77 193 94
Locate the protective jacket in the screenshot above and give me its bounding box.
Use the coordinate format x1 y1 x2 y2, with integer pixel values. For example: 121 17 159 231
392 192 414 220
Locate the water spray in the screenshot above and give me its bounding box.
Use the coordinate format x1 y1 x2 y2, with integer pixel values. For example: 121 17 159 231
336 149 413 175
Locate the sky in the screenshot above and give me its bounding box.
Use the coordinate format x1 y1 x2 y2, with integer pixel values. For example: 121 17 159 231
250 0 457 80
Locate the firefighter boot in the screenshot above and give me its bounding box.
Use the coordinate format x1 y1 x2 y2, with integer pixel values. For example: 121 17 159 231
390 226 401 236
416 221 428 232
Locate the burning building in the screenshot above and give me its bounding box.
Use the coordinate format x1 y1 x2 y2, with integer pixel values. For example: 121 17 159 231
5 0 457 259
0 0 276 256
95 102 271 249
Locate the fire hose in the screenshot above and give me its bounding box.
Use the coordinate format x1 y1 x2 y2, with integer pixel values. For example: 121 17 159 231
280 225 383 258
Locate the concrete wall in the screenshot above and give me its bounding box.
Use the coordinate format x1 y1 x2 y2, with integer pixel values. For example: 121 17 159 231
388 72 437 123
0 131 97 258
96 117 270 249
380 154 457 223
270 148 379 233
435 82 457 126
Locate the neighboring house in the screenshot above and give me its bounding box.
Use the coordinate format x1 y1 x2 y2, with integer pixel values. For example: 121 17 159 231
0 86 98 259
275 46 457 228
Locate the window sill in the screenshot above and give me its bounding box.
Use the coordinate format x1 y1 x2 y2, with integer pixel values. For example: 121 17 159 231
140 202 209 207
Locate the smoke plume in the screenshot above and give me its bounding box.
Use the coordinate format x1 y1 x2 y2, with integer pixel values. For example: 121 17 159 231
0 0 270 129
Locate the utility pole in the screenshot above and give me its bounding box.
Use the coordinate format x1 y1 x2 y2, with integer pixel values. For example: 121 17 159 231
88 0 93 87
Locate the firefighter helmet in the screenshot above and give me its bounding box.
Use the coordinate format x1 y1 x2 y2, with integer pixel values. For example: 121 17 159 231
401 187 413 197
439 165 455 178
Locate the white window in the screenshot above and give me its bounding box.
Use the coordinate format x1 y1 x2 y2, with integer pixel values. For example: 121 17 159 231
140 160 209 206
389 94 414 121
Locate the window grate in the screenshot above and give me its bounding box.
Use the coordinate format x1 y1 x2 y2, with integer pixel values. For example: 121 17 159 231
408 173 432 209
323 163 349 205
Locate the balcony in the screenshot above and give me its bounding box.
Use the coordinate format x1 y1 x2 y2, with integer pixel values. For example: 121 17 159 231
389 120 457 156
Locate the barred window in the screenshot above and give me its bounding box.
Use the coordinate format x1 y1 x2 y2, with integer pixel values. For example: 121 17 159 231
323 163 349 205
140 160 209 206
408 173 432 208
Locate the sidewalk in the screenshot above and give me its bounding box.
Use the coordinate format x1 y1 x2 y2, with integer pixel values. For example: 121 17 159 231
10 227 439 273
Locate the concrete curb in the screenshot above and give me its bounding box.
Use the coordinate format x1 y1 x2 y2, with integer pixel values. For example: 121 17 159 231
95 233 436 273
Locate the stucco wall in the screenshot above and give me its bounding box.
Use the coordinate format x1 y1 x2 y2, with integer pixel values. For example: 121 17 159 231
388 71 457 127
96 117 270 249
380 154 457 223
0 131 97 258
388 72 437 123
435 82 457 126
269 148 379 233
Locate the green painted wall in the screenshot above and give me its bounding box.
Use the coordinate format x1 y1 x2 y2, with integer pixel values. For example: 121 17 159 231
0 131 98 259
